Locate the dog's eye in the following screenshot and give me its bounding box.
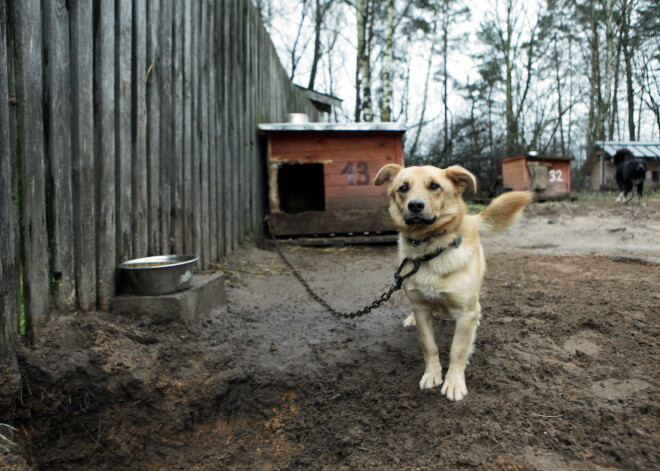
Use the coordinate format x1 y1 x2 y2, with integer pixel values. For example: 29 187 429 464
397 184 409 193
429 182 441 191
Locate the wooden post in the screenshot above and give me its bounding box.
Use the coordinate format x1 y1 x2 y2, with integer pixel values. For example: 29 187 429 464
190 0 202 261
44 0 75 312
13 0 50 339
158 0 173 254
207 0 218 264
133 0 148 259
117 0 133 264
182 0 194 255
70 0 96 311
95 0 117 309
198 0 209 268
146 0 161 256
172 1 184 254
213 0 226 257
0 0 18 353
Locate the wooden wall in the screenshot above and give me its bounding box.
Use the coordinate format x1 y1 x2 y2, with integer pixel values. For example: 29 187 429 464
0 0 319 353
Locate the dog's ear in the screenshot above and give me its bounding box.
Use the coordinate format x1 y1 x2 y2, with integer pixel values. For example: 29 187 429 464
445 165 477 194
374 164 403 186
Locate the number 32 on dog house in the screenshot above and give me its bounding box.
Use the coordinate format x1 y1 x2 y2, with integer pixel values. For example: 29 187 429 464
502 154 573 200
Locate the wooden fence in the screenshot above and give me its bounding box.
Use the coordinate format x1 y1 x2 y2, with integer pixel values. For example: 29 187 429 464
0 0 320 353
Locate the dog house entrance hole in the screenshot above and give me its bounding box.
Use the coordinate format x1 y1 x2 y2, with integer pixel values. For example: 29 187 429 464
277 163 325 214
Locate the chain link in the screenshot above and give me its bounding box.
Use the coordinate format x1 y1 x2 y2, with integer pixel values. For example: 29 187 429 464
274 243 421 319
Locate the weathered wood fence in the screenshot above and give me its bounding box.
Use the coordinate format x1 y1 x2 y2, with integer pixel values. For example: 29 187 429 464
0 0 320 353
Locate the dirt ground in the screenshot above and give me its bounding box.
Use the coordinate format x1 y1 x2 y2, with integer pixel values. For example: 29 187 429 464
1 198 659 470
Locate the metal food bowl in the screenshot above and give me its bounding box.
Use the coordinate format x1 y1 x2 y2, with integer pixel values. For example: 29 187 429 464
119 254 199 295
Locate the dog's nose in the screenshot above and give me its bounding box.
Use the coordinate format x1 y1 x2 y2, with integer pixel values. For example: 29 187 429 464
408 199 425 213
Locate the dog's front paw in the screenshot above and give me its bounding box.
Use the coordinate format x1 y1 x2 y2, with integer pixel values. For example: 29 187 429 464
441 372 467 401
419 371 443 390
403 313 416 327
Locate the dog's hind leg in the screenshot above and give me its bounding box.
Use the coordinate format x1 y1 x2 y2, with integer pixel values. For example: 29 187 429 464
414 307 443 390
636 182 645 205
441 304 481 401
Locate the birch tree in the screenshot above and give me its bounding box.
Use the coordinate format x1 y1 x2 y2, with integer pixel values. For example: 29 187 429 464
380 0 395 122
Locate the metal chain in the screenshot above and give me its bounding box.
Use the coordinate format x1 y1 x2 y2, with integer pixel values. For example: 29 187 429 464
274 243 422 319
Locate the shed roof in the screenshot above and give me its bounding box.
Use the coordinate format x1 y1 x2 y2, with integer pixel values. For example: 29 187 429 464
503 155 573 162
295 86 343 111
595 141 660 159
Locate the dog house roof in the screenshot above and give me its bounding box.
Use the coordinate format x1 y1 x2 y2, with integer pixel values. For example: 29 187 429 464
258 122 407 132
596 141 660 159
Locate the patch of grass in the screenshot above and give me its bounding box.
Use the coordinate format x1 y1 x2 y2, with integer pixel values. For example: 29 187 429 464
0 424 18 452
574 189 660 201
467 202 487 212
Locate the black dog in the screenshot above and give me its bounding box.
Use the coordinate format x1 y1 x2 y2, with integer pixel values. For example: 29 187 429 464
613 149 647 203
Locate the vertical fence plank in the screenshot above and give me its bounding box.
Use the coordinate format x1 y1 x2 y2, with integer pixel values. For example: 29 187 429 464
248 9 259 236
218 2 227 257
70 0 96 311
221 0 232 256
238 1 247 240
95 0 117 309
0 0 18 354
182 0 193 255
207 1 218 264
223 0 235 254
246 4 256 236
197 0 209 268
13 0 50 338
231 0 240 250
146 0 160 256
44 0 75 312
117 0 133 264
172 1 184 254
158 1 173 253
190 0 201 261
133 0 148 258
158 0 173 254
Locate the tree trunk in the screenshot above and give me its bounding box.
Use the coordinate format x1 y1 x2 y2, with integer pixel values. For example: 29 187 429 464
380 0 394 122
553 35 566 156
308 0 323 90
604 0 614 139
289 0 309 81
621 0 635 140
355 0 365 121
587 11 604 152
441 1 449 150
504 2 516 155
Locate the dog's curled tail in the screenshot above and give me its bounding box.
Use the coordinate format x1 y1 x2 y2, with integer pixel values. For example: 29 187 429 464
476 191 534 238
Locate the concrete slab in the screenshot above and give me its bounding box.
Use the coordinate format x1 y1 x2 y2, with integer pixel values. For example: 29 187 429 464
111 273 225 327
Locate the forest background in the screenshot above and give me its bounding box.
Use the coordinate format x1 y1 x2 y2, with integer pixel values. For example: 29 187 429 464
251 0 659 190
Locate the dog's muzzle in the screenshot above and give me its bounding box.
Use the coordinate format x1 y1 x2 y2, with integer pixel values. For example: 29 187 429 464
404 199 436 225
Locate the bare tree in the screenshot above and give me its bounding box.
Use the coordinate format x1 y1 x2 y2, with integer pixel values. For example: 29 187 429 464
380 0 394 122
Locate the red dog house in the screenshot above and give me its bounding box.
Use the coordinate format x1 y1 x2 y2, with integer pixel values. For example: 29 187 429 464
502 154 573 200
259 122 406 237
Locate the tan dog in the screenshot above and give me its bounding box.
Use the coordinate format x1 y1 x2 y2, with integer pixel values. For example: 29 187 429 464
375 164 533 401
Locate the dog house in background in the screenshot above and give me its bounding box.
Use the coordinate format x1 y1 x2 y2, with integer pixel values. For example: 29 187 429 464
258 122 406 237
502 153 573 200
589 141 660 191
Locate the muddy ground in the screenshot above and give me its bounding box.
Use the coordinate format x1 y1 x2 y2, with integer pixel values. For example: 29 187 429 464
1 199 659 470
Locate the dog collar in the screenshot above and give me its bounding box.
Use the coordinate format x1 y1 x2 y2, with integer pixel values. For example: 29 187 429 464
408 230 447 247
412 234 463 263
